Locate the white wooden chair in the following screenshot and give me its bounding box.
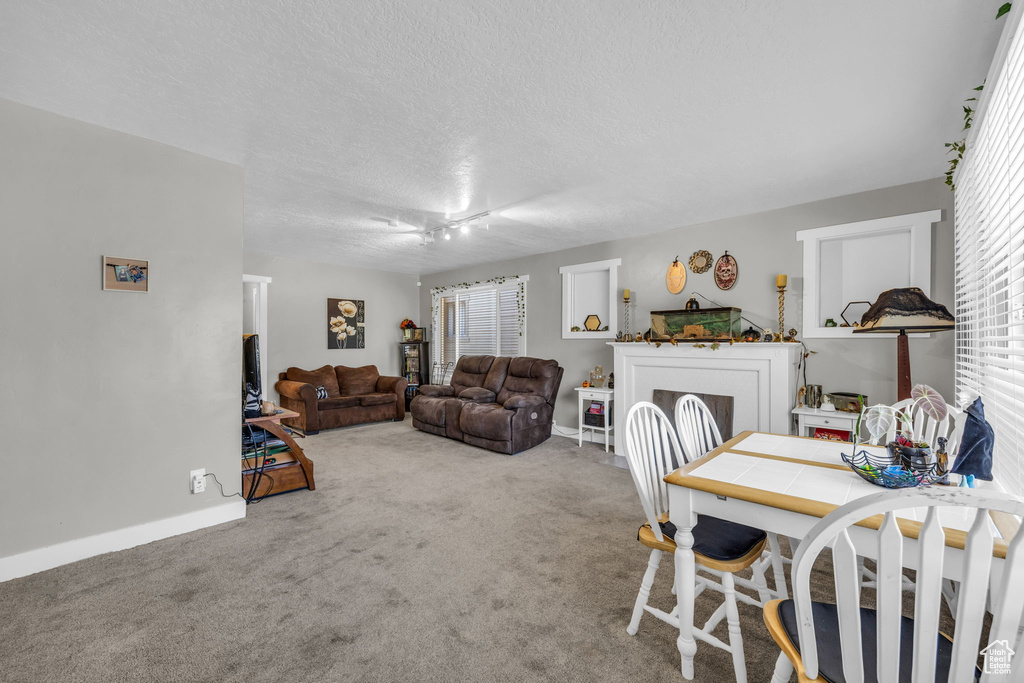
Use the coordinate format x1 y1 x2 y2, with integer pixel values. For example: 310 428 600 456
674 394 790 600
763 486 1024 682
623 401 778 683
859 399 969 610
861 399 966 457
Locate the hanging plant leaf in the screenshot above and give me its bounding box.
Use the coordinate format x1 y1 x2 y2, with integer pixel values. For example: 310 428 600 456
911 384 948 422
997 3 1012 20
863 404 895 442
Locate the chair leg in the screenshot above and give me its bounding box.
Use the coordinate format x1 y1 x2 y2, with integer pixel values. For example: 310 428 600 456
751 553 772 605
942 578 959 620
770 652 794 683
627 549 662 635
721 571 748 683
767 533 789 599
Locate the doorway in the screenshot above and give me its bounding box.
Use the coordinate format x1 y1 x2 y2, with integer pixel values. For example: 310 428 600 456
243 274 272 396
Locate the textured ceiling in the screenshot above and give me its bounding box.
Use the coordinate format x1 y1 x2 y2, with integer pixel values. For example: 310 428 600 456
0 1 1005 274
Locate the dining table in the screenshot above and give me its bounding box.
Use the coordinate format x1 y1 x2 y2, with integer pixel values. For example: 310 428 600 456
663 430 1015 681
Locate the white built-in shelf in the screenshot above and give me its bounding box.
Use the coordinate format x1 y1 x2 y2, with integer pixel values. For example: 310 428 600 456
796 210 941 339
560 258 620 340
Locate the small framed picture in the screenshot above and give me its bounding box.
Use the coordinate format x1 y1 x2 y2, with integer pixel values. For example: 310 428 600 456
103 256 148 292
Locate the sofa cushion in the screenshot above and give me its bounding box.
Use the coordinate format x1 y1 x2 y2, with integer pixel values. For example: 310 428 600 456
482 356 511 394
450 355 495 394
359 393 396 407
495 357 561 405
336 365 379 396
286 365 340 398
318 396 359 410
460 403 513 442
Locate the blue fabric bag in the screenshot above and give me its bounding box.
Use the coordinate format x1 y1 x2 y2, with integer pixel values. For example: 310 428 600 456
951 397 994 481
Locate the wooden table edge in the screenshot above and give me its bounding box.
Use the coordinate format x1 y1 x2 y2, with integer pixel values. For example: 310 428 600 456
664 430 1008 558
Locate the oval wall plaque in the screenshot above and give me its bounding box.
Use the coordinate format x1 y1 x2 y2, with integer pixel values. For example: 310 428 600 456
714 251 738 290
666 257 686 294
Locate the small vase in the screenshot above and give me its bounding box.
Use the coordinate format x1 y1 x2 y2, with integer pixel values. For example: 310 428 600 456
886 442 934 471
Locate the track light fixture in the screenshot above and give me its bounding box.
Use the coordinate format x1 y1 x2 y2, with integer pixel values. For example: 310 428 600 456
425 211 490 245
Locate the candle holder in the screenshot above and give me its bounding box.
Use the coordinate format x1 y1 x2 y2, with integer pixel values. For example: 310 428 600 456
623 291 631 341
777 285 786 340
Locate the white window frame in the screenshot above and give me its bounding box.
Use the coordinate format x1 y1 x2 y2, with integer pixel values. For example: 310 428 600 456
430 276 529 371
953 6 1024 496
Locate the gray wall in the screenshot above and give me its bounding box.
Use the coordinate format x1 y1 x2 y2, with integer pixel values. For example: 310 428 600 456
243 253 420 402
419 178 955 428
0 99 243 557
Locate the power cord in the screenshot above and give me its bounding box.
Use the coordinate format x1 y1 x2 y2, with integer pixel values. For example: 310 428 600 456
204 472 243 500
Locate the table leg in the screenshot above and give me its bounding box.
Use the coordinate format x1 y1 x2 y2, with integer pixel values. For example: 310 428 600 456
674 499 698 680
578 395 583 448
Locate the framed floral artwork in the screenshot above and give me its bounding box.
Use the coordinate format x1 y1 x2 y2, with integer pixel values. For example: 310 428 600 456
328 298 365 349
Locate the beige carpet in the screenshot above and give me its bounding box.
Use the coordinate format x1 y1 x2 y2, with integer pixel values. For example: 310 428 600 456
3 418 800 682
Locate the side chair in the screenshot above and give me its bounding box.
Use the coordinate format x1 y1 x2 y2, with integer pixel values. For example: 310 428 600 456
763 486 1024 682
623 401 782 683
673 394 790 600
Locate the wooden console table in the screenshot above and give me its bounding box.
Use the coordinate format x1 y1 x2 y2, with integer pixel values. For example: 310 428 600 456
243 408 315 501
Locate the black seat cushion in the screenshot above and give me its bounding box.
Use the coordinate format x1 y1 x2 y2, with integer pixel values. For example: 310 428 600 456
658 515 766 562
776 599 966 683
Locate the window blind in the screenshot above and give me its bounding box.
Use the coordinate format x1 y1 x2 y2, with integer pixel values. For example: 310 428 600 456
431 277 527 380
954 7 1024 495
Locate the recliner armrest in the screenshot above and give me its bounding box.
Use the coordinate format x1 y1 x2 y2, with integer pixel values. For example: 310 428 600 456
503 394 546 410
459 387 497 403
418 385 455 397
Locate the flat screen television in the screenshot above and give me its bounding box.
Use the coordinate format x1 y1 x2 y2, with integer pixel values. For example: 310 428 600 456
243 334 262 417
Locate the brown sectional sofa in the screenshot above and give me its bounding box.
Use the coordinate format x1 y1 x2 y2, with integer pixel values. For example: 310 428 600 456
410 355 563 454
275 364 408 434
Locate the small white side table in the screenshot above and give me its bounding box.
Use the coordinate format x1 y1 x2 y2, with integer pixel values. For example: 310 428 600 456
791 406 860 439
576 386 614 452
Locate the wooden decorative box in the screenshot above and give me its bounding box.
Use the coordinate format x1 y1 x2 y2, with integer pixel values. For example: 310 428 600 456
650 307 742 341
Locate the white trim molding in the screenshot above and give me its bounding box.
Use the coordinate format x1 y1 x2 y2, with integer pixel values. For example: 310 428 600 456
796 210 940 339
0 501 246 582
560 258 621 339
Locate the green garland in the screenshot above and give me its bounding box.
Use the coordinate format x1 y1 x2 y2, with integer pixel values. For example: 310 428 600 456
429 275 527 339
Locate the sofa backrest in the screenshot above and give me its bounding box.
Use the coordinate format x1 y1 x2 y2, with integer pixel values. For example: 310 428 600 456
450 355 496 394
335 365 380 395
495 357 563 406
285 365 340 397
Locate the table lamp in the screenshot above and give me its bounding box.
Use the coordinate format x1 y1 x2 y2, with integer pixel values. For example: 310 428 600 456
853 287 955 400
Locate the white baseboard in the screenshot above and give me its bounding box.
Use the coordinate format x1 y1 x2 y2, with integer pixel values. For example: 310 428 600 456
0 500 246 583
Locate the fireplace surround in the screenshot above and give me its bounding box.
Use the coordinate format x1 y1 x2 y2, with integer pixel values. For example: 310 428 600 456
609 342 800 453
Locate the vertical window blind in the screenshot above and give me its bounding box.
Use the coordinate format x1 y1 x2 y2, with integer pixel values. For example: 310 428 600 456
432 277 527 381
954 7 1024 495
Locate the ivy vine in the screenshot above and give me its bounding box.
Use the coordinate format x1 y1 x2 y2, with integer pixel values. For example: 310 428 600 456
945 3 1012 191
428 275 527 340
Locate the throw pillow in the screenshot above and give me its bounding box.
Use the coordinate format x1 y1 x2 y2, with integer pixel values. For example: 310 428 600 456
316 385 328 400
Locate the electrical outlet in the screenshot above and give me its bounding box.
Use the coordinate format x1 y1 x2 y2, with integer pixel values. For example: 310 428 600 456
190 468 206 494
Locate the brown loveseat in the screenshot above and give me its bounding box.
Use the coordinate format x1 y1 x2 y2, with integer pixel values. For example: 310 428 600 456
410 355 563 454
275 364 408 434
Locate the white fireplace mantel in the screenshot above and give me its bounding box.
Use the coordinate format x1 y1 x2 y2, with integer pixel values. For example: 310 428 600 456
609 342 801 452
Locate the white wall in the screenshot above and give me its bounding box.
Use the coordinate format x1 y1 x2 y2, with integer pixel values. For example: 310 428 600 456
0 99 244 569
242 253 420 401
420 178 955 428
